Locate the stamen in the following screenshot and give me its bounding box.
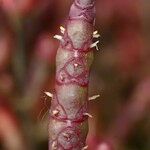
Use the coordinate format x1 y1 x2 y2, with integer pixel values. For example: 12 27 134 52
74 63 78 67
93 30 101 38
54 35 63 41
44 92 53 98
60 26 65 34
83 113 93 118
82 145 88 150
52 110 59 116
74 51 78 58
52 141 57 150
90 41 99 50
60 74 65 81
93 30 98 35
89 94 100 101
93 34 100 38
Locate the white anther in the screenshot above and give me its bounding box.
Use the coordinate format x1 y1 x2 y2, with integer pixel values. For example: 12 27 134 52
60 26 65 34
89 94 100 101
93 30 98 35
44 92 53 98
82 145 88 150
52 110 59 115
93 30 101 38
93 34 101 38
60 74 65 81
52 141 57 150
74 63 78 67
83 113 93 118
90 41 99 50
54 35 63 41
74 51 78 58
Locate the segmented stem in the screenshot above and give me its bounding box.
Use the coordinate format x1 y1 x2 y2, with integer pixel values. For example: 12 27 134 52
49 0 96 149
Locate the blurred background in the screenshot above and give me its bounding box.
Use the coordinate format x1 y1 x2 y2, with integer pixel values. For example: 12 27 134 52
0 0 149 150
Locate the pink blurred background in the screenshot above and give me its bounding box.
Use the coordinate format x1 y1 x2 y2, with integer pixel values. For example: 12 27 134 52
0 0 150 149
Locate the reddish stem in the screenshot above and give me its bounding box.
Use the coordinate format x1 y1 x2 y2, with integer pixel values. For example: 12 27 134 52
49 0 96 149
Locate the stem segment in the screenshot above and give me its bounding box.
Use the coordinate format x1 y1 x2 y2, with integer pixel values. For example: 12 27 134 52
49 0 96 149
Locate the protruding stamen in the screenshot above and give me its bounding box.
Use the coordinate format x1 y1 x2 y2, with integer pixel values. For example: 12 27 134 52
52 141 57 150
93 34 100 38
82 145 88 150
44 92 53 98
93 31 101 38
89 94 100 101
54 35 63 41
60 26 65 34
93 30 98 35
74 51 78 58
90 41 99 50
52 110 59 116
74 63 78 67
83 113 93 118
60 74 65 81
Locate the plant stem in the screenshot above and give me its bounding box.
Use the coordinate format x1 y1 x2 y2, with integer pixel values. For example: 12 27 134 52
49 0 97 149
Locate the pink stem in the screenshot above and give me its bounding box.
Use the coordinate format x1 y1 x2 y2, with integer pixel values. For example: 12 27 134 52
49 0 96 149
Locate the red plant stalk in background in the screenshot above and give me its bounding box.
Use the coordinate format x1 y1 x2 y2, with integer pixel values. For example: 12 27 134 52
0 99 27 150
48 0 100 149
1 0 36 16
